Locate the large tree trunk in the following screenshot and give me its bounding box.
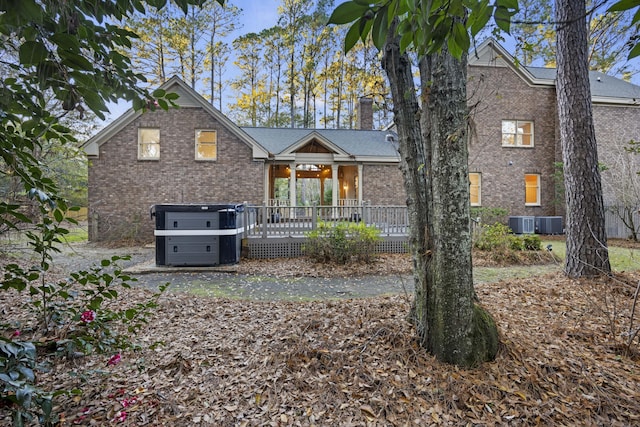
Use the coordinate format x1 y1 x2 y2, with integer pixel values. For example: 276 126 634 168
556 0 611 277
382 24 498 367
381 24 431 346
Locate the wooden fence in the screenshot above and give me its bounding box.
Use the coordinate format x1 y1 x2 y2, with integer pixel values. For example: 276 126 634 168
604 205 640 240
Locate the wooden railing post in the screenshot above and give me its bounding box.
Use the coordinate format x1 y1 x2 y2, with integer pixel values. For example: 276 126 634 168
261 204 268 239
363 201 371 225
242 202 248 239
312 203 318 230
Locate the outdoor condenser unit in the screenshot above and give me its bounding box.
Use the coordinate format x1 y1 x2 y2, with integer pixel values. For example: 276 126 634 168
508 216 535 234
535 216 564 235
151 203 247 266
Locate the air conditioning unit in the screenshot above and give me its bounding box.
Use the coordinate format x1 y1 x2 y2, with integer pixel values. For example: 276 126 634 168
535 216 564 234
508 216 535 234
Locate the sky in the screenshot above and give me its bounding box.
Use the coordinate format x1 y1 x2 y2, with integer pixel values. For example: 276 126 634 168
234 0 280 35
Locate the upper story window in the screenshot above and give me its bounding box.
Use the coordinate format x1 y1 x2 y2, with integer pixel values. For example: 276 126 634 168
525 173 541 206
196 130 217 161
138 128 160 160
502 120 534 147
469 173 481 206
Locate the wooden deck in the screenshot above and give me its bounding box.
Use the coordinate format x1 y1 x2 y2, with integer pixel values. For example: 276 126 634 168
243 204 410 258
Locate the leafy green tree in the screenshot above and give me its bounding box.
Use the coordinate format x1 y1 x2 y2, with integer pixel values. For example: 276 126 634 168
165 5 203 88
278 0 314 128
262 26 289 126
329 0 517 367
0 0 224 422
587 2 637 77
229 33 268 126
608 0 640 60
1 0 221 231
511 1 638 78
324 47 348 128
511 0 555 66
123 5 174 86
204 1 241 110
300 7 332 127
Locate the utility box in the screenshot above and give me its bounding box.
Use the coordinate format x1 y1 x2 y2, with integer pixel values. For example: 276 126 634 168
508 216 535 234
151 204 247 266
535 216 564 234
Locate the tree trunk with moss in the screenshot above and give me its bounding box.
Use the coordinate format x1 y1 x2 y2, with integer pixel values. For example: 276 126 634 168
382 24 498 367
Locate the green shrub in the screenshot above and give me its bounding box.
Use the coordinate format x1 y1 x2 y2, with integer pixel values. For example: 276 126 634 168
470 207 509 226
304 221 380 264
474 223 542 252
509 236 524 251
474 223 517 251
522 234 542 251
1 198 165 424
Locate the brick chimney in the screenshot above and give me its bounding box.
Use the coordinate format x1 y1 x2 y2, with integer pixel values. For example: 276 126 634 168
357 97 373 130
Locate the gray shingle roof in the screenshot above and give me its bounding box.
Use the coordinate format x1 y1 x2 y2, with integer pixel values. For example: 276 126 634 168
240 127 399 157
527 66 640 100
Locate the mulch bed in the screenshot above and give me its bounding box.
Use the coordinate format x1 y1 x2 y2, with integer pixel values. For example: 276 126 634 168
2 246 640 425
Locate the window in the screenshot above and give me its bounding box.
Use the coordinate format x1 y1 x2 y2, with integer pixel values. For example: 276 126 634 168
469 173 481 206
502 120 534 147
525 174 540 206
138 128 160 160
196 130 217 160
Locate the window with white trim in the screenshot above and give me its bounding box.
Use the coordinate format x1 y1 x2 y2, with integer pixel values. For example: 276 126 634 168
525 174 540 206
502 120 534 147
195 130 217 161
138 128 160 160
469 173 481 206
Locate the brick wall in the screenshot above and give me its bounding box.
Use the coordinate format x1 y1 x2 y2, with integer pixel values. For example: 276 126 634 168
467 66 559 218
363 164 406 205
88 107 264 242
594 104 640 206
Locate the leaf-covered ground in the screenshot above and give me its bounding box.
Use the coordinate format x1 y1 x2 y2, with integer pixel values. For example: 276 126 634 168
2 254 640 426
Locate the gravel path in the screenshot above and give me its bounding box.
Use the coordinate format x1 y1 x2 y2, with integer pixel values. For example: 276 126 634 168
49 243 414 301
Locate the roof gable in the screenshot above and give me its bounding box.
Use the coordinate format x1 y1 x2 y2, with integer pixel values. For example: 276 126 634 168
470 38 640 105
281 131 348 156
296 141 334 154
240 127 399 162
82 76 269 158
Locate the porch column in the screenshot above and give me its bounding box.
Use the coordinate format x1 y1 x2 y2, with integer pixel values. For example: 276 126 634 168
332 165 339 206
357 164 363 205
289 162 296 219
332 165 339 218
263 164 270 205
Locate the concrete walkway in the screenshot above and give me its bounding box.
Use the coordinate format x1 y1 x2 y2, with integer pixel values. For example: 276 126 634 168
50 243 413 301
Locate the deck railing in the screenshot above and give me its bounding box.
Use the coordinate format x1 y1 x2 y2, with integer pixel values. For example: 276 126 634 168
245 204 409 238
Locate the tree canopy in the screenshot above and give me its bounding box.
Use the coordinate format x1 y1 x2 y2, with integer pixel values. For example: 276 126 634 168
608 0 640 59
0 0 223 230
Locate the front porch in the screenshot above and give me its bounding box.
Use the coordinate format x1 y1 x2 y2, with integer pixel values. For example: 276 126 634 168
265 162 362 215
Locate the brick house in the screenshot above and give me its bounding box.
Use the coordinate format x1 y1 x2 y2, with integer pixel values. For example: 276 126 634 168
83 76 403 241
83 39 640 242
467 39 640 227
